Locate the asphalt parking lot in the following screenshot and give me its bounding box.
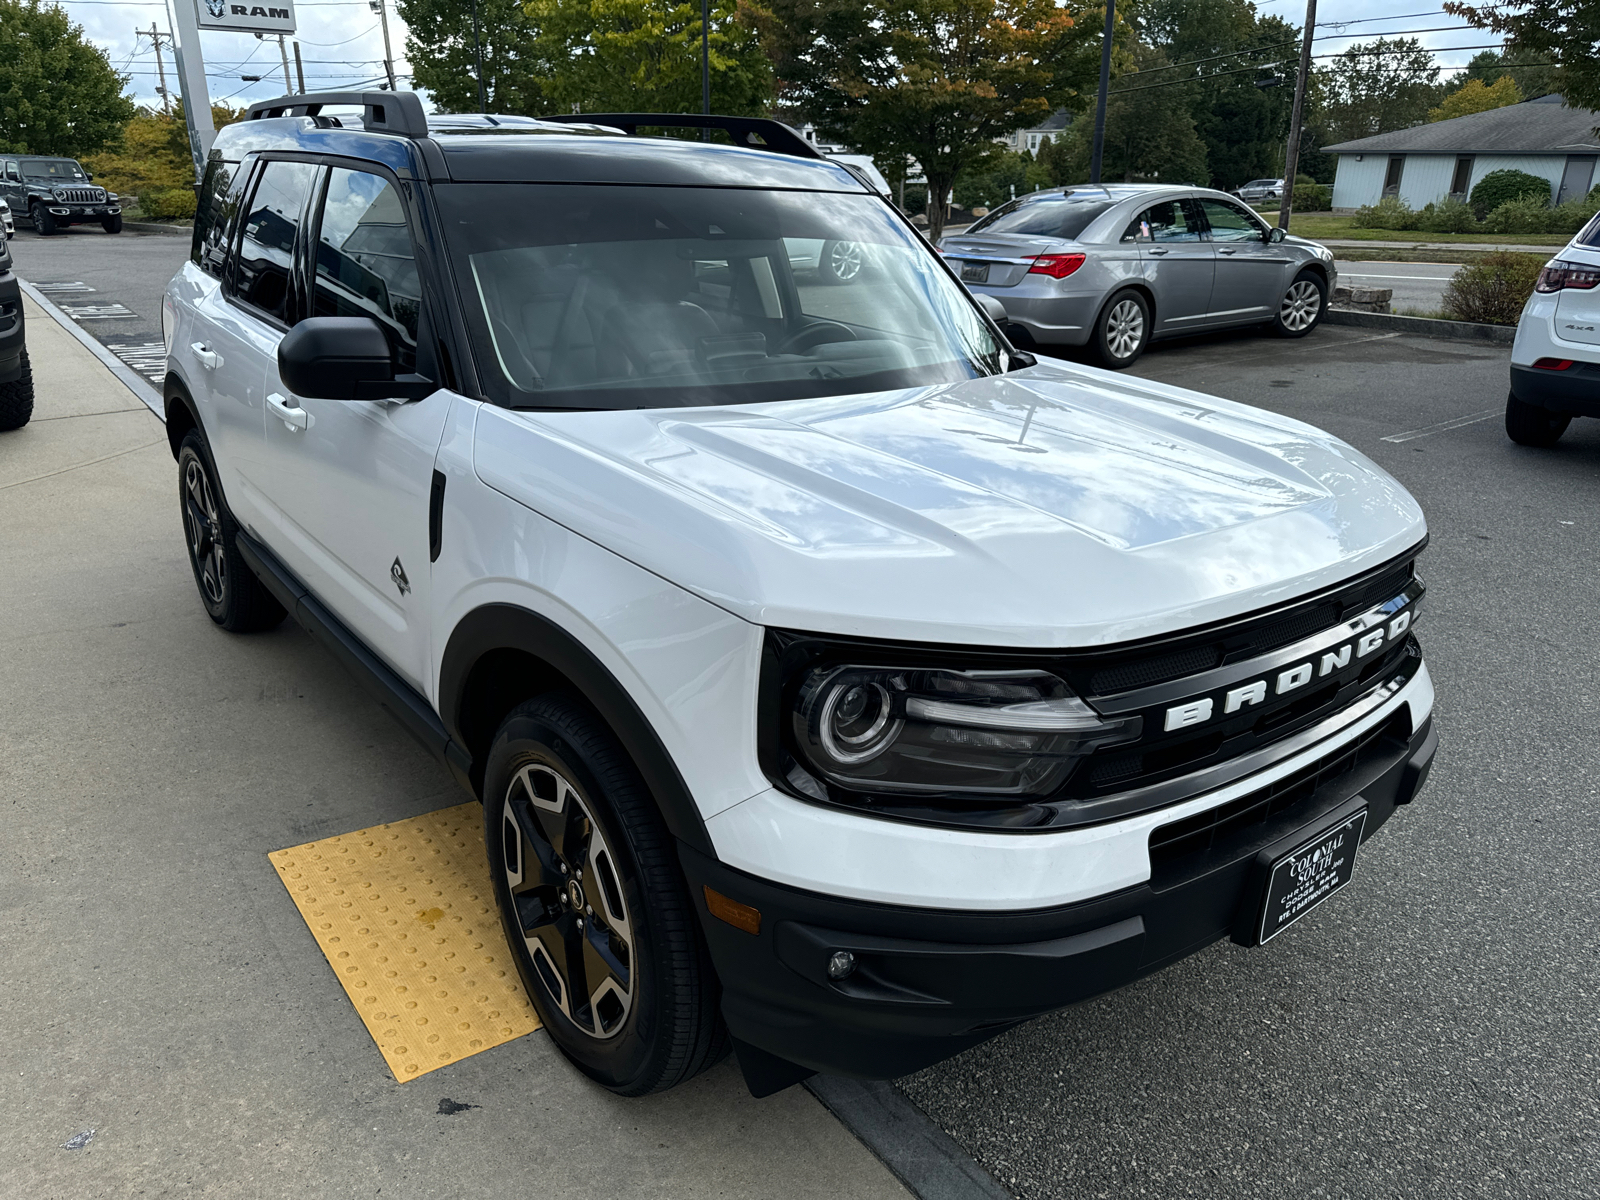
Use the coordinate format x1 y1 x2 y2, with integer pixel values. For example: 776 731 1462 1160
5 235 1599 1199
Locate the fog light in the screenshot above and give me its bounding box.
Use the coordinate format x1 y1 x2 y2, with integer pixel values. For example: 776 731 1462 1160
827 950 856 980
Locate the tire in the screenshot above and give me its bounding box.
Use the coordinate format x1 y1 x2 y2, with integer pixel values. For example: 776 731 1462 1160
484 694 727 1096
819 239 863 284
177 430 286 632
1505 390 1570 447
0 349 33 431
102 214 123 234
1090 288 1151 369
31 202 56 237
1272 269 1326 338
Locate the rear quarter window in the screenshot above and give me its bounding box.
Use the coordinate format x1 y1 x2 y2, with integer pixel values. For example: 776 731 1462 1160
1579 211 1600 248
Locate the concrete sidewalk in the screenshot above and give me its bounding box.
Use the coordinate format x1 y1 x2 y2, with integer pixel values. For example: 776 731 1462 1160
0 296 913 1199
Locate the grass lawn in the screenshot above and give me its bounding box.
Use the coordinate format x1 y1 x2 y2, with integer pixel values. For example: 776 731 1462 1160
1253 210 1565 246
1331 247 1550 266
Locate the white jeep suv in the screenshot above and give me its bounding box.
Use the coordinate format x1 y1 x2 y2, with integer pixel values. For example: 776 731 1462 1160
163 92 1438 1098
1507 211 1600 445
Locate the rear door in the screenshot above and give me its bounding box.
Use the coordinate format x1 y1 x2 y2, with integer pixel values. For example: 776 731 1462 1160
1127 198 1214 333
1196 197 1290 324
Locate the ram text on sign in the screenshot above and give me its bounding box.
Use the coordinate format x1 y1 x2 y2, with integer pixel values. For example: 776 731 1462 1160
196 0 297 35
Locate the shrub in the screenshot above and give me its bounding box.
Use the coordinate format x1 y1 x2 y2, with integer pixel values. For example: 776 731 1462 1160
1292 181 1331 211
137 186 197 222
1441 251 1546 325
1482 195 1553 235
1351 195 1422 230
1418 196 1477 233
1549 197 1598 236
1469 168 1552 217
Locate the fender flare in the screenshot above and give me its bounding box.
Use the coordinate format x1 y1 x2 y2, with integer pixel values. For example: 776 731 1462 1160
439 603 714 856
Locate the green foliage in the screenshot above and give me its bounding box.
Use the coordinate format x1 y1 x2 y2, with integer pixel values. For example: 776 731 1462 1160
952 149 1049 209
1292 181 1330 212
1482 194 1555 234
1351 196 1422 231
1445 2 1594 111
1440 251 1545 325
1417 196 1477 233
1459 47 1560 102
399 0 545 114
85 103 242 215
1428 74 1521 122
0 0 136 156
138 187 198 221
1052 40 1209 187
757 0 1108 238
1317 37 1444 145
1551 192 1600 236
1469 168 1552 217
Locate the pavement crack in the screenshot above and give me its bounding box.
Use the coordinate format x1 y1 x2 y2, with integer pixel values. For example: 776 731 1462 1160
0 438 165 491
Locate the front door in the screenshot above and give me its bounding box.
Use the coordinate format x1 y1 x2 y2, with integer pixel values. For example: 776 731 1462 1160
253 164 450 692
1128 198 1215 334
1197 197 1290 324
1558 156 1596 206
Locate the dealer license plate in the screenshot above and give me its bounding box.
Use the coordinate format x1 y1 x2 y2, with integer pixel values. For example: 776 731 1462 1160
1258 809 1367 944
960 261 989 283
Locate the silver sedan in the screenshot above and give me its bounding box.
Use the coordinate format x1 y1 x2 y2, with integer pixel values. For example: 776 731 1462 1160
936 184 1336 369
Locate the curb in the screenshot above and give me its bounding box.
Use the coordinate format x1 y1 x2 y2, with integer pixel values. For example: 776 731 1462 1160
124 220 191 236
17 277 166 419
1325 308 1515 345
805 1077 1013 1200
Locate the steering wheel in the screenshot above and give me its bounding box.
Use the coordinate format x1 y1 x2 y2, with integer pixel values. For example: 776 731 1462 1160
777 320 858 356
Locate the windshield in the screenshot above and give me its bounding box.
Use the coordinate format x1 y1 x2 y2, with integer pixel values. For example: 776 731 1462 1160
22 159 87 180
435 184 1003 410
963 191 1116 240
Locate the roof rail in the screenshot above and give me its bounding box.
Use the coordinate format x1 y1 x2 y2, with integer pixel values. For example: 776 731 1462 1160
539 113 823 160
245 91 429 139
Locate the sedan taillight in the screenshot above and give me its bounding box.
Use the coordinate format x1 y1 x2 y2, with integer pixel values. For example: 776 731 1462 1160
1028 253 1087 279
1535 260 1600 293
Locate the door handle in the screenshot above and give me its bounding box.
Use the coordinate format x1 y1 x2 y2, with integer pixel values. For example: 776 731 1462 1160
1218 248 1239 256
1147 248 1169 256
190 342 221 369
267 391 313 432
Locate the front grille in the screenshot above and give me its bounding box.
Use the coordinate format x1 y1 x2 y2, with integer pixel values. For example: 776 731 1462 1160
1148 706 1413 883
57 188 103 203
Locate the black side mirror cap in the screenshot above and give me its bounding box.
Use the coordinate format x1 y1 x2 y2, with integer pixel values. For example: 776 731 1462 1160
277 316 434 401
1006 349 1038 371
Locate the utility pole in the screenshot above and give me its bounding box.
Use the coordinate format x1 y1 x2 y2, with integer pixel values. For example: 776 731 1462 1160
1277 0 1317 233
470 0 486 111
277 34 293 95
170 0 216 182
137 24 175 114
370 0 397 91
1089 0 1115 184
293 40 306 93
701 0 710 115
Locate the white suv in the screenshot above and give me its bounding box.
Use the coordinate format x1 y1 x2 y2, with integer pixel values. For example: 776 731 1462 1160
1507 213 1600 445
164 92 1439 1099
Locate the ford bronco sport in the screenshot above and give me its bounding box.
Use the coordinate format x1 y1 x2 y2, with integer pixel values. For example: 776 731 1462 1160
163 92 1438 1098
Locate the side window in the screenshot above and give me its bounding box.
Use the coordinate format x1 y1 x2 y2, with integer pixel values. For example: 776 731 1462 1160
1199 198 1264 243
312 168 421 372
1122 200 1200 243
192 158 242 277
231 159 317 324
3 162 16 181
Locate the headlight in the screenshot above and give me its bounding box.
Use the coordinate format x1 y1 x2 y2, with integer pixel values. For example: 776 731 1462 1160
788 663 1140 799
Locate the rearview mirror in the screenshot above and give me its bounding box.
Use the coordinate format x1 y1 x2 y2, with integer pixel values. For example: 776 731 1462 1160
277 316 434 401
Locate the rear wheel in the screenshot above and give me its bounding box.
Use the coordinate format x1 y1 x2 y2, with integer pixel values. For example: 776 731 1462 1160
819 239 863 284
102 214 122 234
31 202 56 237
0 350 33 431
177 430 286 631
1505 390 1570 447
1272 270 1326 338
1090 289 1151 369
484 694 727 1095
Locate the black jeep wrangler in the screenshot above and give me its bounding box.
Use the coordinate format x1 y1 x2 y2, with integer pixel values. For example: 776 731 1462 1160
0 155 122 235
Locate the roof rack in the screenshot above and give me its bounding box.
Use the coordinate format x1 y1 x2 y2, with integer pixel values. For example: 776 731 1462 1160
245 91 428 139
539 113 822 160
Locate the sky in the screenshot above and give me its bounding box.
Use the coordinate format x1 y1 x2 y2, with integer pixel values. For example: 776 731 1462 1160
52 0 1512 118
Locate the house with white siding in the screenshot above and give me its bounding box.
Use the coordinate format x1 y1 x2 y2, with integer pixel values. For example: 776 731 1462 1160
1322 94 1600 212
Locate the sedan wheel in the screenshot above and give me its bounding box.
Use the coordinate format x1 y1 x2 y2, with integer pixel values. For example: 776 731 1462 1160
821 239 863 284
1090 289 1151 368
1272 272 1326 338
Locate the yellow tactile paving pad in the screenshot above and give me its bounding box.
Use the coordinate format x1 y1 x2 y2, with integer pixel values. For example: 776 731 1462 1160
269 802 541 1082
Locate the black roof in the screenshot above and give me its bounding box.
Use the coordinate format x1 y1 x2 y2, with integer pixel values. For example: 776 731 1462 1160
1323 95 1600 156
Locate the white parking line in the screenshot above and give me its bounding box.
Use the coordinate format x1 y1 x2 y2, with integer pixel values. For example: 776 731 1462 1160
1381 408 1500 443
59 302 137 320
33 281 97 294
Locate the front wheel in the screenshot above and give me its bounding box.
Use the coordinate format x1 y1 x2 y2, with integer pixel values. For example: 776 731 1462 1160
819 239 863 284
1090 289 1151 369
31 203 57 237
484 694 727 1095
1505 391 1570 447
177 430 286 631
102 214 123 234
1272 270 1326 338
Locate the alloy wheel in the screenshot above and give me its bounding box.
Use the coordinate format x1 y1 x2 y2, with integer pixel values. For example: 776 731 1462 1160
500 760 635 1040
182 456 226 605
1105 298 1145 360
1280 280 1322 331
828 240 863 282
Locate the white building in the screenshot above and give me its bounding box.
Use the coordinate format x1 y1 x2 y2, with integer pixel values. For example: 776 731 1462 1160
1003 109 1071 155
1323 94 1600 213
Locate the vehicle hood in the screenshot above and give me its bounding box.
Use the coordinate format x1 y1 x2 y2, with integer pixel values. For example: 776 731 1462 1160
472 361 1425 648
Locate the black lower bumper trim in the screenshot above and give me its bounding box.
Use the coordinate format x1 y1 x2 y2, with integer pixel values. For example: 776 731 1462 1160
1511 362 1600 416
684 709 1436 1083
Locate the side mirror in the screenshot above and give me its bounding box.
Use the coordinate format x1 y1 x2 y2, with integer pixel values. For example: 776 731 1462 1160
277 316 433 401
974 293 1008 325
1268 227 1287 243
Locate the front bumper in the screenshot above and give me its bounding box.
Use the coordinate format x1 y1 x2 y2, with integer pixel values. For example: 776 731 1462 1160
1510 361 1600 417
683 705 1437 1087
0 270 24 382
45 204 120 221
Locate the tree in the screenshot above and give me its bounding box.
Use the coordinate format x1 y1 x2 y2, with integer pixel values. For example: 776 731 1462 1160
525 0 772 116
953 148 1050 208
1318 38 1443 144
85 103 243 216
399 0 547 113
0 0 136 156
1429 75 1522 122
1053 41 1208 187
1445 1 1597 111
1460 48 1560 101
756 0 1108 239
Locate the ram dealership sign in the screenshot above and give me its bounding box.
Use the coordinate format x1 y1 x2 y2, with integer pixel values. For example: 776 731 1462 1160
196 0 296 35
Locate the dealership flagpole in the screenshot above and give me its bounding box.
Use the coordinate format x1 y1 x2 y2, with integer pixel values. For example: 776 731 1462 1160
1277 0 1317 233
170 0 216 183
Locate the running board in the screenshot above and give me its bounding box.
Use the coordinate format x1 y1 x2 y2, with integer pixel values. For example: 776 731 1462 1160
236 529 476 797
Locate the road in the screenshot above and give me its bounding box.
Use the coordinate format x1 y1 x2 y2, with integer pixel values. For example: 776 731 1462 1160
8 234 1599 1200
1335 259 1460 314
